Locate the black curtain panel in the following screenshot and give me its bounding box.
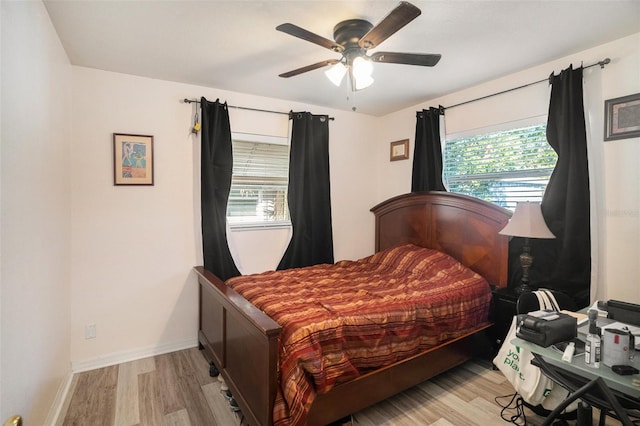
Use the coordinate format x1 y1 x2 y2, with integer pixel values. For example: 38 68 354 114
200 97 240 280
517 66 591 306
411 107 446 192
277 112 334 270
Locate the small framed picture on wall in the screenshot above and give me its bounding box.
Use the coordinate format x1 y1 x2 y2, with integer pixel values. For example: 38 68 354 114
113 133 154 185
604 93 640 141
390 139 409 161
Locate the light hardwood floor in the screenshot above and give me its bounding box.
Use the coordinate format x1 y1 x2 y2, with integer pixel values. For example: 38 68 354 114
56 347 575 426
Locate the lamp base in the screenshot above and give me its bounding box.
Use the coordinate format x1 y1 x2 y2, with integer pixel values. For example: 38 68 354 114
514 282 533 295
516 239 534 295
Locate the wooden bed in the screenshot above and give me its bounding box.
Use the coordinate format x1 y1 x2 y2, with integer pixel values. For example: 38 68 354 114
195 191 511 426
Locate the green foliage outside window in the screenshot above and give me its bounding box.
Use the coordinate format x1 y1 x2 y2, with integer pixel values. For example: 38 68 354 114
443 124 557 210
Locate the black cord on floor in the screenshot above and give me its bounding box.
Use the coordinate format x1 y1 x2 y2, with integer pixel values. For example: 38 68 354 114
495 392 527 425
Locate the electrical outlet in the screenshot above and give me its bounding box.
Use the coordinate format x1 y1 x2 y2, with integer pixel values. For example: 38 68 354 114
85 324 96 339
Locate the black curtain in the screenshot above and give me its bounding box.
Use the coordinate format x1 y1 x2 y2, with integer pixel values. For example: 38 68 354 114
200 97 240 280
277 112 334 270
512 66 591 306
412 107 446 192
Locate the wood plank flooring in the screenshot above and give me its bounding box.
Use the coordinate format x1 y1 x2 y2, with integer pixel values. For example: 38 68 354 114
56 347 592 425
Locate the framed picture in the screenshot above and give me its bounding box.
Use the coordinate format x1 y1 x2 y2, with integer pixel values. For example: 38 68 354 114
604 93 640 141
113 133 154 185
390 139 409 161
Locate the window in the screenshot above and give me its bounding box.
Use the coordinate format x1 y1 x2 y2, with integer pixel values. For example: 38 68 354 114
443 121 557 211
227 134 290 229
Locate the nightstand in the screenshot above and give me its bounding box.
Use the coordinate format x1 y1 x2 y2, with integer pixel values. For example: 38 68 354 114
489 287 519 349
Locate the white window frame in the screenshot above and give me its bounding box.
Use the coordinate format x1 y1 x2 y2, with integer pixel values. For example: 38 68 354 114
227 132 291 231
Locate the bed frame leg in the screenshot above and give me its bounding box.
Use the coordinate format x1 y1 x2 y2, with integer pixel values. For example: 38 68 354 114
209 362 219 377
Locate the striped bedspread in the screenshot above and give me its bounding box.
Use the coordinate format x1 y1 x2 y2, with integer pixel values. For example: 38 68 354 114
226 244 492 426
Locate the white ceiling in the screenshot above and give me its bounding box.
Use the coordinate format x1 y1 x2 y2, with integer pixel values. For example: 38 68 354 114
44 0 640 116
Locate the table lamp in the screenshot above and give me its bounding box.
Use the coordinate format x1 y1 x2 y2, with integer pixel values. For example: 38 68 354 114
499 202 555 294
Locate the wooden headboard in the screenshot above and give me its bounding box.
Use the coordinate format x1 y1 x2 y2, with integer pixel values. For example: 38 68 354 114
371 191 511 288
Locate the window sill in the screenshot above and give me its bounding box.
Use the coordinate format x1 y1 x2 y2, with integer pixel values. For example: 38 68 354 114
229 222 292 232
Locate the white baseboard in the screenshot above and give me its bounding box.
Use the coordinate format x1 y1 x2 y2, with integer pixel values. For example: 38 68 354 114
44 370 74 426
47 337 199 425
71 336 199 373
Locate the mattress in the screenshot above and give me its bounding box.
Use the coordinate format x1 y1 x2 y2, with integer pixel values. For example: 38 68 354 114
226 243 492 425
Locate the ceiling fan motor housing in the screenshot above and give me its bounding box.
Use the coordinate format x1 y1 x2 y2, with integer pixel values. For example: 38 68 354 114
334 20 372 46
333 19 373 63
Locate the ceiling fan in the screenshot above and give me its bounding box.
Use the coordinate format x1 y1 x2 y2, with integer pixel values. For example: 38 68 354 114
276 1 441 90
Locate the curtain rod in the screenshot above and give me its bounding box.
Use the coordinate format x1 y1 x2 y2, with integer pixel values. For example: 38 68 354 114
183 98 334 120
438 58 610 113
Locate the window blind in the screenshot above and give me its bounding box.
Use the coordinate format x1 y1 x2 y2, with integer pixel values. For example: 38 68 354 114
227 140 290 227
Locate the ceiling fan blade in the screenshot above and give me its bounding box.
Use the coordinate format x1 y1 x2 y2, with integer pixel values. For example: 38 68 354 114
358 1 421 49
279 59 340 78
371 52 441 67
276 23 344 53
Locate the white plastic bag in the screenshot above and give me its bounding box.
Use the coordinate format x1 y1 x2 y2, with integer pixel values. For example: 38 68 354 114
494 316 554 405
494 315 578 411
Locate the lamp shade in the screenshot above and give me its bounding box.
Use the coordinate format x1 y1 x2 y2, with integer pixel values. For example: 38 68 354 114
499 202 555 239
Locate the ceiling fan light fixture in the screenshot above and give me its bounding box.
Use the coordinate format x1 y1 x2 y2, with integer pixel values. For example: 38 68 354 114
325 62 347 86
352 56 374 90
352 56 373 79
354 74 374 90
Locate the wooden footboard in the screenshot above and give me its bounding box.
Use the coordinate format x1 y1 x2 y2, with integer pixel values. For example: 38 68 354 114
306 324 491 426
195 266 281 426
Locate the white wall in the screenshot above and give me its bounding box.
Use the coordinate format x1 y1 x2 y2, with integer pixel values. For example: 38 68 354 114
375 33 640 304
1 2 72 424
597 34 640 304
69 67 378 366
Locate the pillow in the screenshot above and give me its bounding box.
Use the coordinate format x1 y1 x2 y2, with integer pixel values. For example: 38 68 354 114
361 244 462 273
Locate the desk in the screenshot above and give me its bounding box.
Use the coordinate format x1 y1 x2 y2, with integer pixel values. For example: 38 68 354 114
513 337 640 425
